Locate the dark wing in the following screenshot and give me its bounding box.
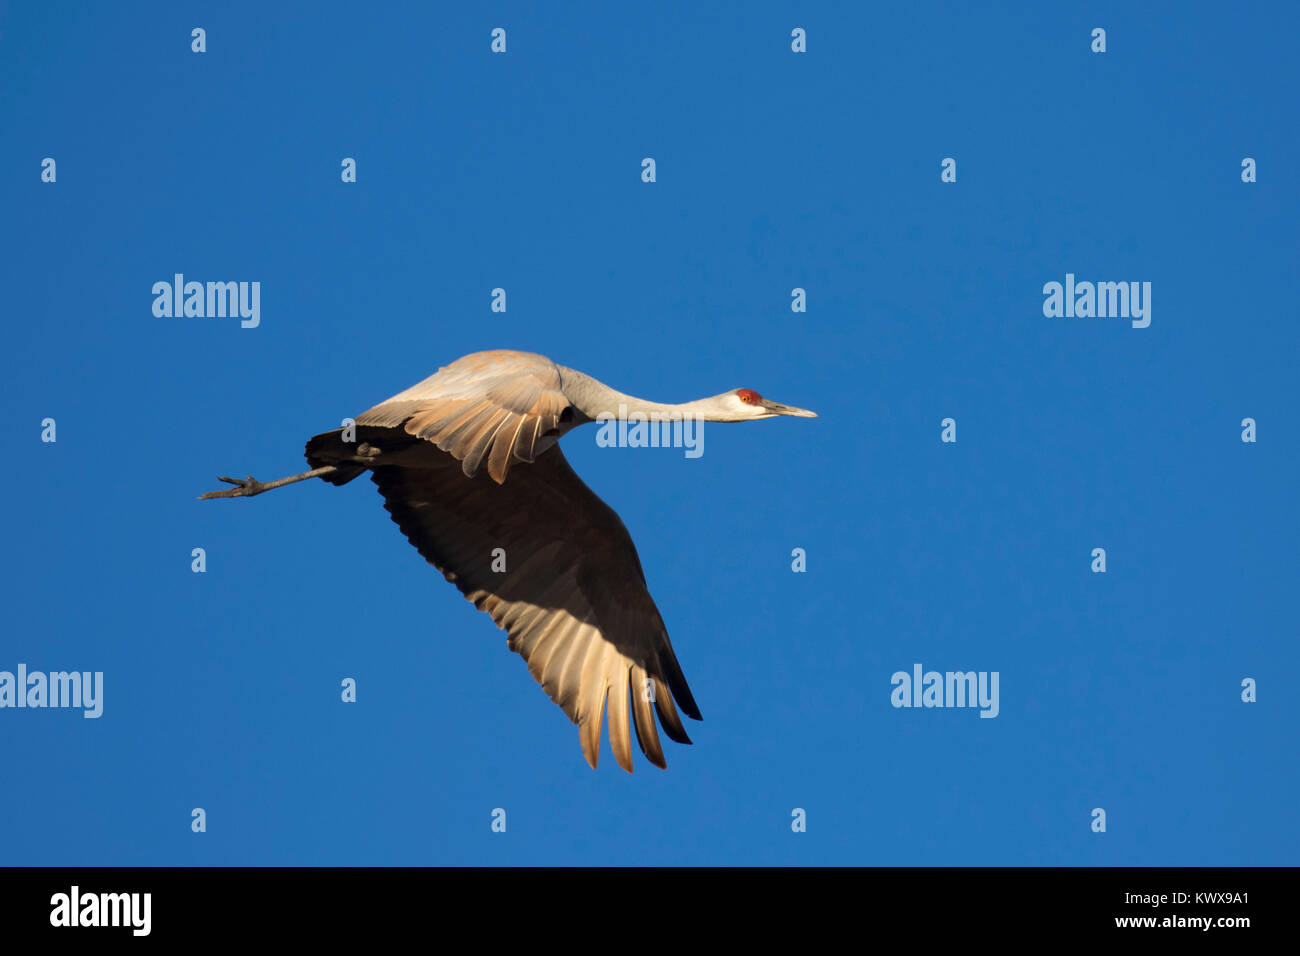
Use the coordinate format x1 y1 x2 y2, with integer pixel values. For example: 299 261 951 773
367 443 701 772
355 350 571 484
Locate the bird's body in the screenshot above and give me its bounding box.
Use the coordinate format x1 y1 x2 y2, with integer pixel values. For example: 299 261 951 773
204 349 815 772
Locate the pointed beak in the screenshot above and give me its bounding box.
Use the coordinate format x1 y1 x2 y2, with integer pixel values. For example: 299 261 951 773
761 400 818 418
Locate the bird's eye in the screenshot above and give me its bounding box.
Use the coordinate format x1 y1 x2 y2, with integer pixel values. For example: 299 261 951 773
736 389 763 405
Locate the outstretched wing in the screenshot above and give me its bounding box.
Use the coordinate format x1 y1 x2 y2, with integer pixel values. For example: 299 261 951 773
355 350 572 484
367 443 701 772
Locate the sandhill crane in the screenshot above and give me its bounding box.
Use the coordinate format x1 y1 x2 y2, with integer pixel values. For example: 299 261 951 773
201 349 816 772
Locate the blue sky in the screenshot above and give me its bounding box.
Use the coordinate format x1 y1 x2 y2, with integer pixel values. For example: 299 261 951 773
2 1 1296 865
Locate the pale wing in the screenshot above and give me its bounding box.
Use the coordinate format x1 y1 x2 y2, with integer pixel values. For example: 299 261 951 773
369 445 700 772
355 350 572 484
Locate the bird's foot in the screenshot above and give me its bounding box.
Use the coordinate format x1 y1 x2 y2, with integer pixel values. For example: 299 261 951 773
198 475 268 499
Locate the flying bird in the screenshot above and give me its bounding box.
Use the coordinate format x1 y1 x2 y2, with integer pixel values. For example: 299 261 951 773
201 349 816 771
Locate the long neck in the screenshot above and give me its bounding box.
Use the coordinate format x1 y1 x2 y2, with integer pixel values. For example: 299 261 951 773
558 366 735 422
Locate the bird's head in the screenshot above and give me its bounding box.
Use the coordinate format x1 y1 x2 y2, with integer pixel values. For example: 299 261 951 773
724 388 818 421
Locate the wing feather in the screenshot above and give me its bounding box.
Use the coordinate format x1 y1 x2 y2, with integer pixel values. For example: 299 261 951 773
344 436 700 772
354 350 572 484
607 663 634 772
629 665 667 769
